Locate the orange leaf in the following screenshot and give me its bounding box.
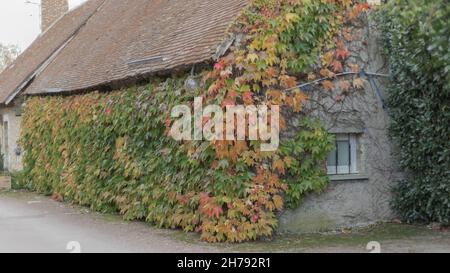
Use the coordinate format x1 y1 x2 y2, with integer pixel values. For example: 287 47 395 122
294 91 309 103
320 68 334 78
339 80 351 92
322 80 334 91
353 78 366 89
343 28 353 42
279 75 297 88
272 159 285 175
331 60 343 72
348 63 360 73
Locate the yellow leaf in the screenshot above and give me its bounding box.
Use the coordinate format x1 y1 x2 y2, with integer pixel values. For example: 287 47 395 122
280 59 288 73
272 159 285 175
349 63 360 73
283 156 295 167
320 68 335 78
272 195 284 210
307 73 316 81
247 53 259 63
285 13 299 23
321 51 334 66
353 78 366 89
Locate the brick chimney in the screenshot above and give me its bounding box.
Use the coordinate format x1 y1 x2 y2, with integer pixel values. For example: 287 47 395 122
41 0 69 31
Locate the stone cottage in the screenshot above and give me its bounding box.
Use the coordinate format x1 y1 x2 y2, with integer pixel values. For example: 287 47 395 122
0 0 398 233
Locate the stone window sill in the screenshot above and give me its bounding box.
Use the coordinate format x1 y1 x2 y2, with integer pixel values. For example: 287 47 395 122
329 174 369 182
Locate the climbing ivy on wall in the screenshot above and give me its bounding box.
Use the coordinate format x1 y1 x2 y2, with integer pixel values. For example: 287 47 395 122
20 0 370 242
376 0 450 224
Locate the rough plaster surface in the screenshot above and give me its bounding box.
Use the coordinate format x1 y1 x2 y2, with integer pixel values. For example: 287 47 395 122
0 103 23 171
278 15 403 233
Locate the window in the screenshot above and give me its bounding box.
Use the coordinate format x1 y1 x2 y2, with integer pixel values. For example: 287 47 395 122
327 134 358 175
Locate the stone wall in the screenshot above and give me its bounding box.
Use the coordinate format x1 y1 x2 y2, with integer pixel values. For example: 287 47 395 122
278 14 403 233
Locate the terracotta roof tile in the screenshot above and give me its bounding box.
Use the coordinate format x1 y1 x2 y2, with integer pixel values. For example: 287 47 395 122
0 0 106 104
23 0 249 96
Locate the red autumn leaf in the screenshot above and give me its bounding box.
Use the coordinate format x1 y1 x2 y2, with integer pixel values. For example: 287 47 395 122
331 60 343 72
165 117 171 128
214 59 225 71
210 206 223 219
336 48 350 60
251 213 259 223
221 98 235 108
202 116 211 125
242 91 253 103
227 90 239 99
199 192 212 206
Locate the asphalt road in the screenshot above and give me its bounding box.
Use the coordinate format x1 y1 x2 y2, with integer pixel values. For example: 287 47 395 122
1 190 449 253
0 191 217 253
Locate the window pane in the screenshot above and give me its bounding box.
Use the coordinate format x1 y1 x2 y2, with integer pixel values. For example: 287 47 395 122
350 135 358 173
327 148 337 174
337 140 350 174
327 148 337 166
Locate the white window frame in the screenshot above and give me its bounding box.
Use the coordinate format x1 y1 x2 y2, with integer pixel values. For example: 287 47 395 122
327 133 358 175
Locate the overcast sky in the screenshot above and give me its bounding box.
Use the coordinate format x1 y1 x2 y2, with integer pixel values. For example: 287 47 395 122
0 0 86 51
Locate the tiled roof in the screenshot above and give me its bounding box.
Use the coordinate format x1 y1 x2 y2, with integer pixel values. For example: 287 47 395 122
0 0 106 104
21 0 248 97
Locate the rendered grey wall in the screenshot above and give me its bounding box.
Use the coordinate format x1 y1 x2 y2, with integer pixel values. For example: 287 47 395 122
278 14 403 233
0 103 23 172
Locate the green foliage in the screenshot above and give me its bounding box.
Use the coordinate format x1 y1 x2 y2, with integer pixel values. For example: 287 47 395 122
376 0 450 224
10 170 26 190
281 119 335 208
19 0 366 242
279 1 340 73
